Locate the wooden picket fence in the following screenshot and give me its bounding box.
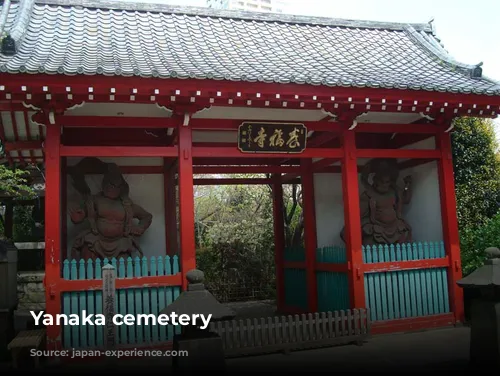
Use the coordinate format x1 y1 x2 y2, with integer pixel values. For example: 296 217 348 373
209 309 370 357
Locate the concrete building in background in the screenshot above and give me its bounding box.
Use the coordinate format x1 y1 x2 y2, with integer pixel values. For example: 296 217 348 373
207 0 288 13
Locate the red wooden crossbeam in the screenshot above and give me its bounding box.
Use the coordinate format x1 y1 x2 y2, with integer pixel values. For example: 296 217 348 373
60 116 176 128
361 257 449 273
371 313 455 334
191 146 343 159
193 178 278 185
312 158 341 171
57 274 183 292
58 115 447 134
2 73 499 108
59 146 178 157
193 165 299 174
284 257 449 273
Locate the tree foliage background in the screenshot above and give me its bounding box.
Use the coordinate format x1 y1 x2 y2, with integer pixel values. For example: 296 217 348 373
194 174 303 302
0 163 37 241
451 117 500 275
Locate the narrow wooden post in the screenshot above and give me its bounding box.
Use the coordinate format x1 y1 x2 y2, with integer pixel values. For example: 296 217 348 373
436 131 464 323
301 159 318 312
102 264 117 350
340 130 366 309
272 174 286 312
44 122 62 351
177 121 196 290
164 158 178 256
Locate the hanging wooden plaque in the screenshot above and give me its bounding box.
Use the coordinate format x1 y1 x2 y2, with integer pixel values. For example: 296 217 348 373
237 122 307 153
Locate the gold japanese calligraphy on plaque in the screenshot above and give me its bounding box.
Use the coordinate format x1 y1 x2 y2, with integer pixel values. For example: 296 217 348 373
238 122 307 153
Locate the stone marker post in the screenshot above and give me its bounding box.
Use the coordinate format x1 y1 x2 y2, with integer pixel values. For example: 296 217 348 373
457 247 500 368
160 269 236 371
102 264 116 351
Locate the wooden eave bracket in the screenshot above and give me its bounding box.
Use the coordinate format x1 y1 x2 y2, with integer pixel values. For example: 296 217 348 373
320 104 366 131
26 99 86 127
434 114 457 133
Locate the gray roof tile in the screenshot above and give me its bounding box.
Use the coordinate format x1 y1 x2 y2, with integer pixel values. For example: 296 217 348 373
0 0 499 96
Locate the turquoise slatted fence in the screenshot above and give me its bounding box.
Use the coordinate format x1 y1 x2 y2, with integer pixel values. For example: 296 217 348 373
316 245 349 312
284 245 305 262
316 245 347 264
61 255 181 349
362 242 450 321
283 268 307 310
362 241 446 263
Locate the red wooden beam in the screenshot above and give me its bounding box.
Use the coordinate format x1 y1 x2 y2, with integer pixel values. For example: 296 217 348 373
60 116 344 132
371 313 454 335
307 131 341 147
177 122 196 290
341 131 366 309
272 174 286 312
60 146 178 157
192 158 299 166
285 258 450 273
191 146 343 159
436 131 464 324
312 158 341 171
60 116 176 128
301 159 318 312
193 165 299 174
44 123 62 351
315 262 349 273
284 261 306 269
193 178 276 185
57 274 182 292
362 257 449 273
4 73 499 107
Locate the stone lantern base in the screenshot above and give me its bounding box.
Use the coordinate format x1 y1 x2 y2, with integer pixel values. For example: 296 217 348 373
469 298 500 368
172 327 226 371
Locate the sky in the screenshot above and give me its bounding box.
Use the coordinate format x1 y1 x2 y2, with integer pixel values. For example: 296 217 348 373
121 0 500 141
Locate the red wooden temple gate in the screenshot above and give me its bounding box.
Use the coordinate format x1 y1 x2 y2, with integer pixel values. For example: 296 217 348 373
1 0 500 351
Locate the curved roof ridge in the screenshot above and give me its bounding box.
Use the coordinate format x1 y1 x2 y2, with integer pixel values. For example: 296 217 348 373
9 0 35 41
0 0 13 37
26 0 434 31
404 25 481 73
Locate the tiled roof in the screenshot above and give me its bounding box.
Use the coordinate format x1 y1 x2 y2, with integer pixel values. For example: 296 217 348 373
0 0 499 95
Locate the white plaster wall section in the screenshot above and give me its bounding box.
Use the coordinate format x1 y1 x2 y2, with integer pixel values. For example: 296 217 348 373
313 173 345 248
400 161 443 243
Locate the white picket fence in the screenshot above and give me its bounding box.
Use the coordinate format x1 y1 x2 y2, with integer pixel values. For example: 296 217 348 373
209 309 371 357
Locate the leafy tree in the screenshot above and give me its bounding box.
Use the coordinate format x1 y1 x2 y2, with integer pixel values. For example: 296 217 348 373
0 164 35 199
460 213 500 275
0 164 37 240
451 117 500 274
